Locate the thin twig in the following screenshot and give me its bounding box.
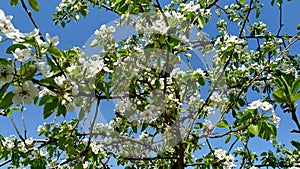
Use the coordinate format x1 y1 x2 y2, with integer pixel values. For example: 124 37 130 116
10 117 25 142
228 137 239 153
21 110 27 139
239 0 254 38
154 0 169 26
89 98 101 136
276 4 284 36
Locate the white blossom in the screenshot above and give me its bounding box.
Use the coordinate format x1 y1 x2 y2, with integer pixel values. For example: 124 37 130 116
39 150 48 156
37 125 45 133
12 80 39 104
83 161 89 169
272 113 280 127
13 48 31 62
214 148 226 160
204 119 213 129
46 33 59 46
247 99 273 111
3 135 16 150
260 101 273 110
90 141 104 155
25 137 34 145
0 64 14 85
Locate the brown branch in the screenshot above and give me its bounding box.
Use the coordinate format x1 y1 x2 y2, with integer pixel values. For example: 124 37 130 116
20 110 27 139
228 137 239 153
0 159 11 167
242 35 294 39
185 162 205 166
291 107 300 133
154 0 169 26
125 156 178 161
89 98 100 136
276 4 284 36
239 0 254 38
20 0 42 37
10 117 25 142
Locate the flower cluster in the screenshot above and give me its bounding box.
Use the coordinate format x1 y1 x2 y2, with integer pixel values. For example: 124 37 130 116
0 63 14 85
12 80 39 105
0 9 22 40
1 135 16 150
215 33 247 54
247 99 273 111
214 149 236 168
91 24 116 47
248 21 267 36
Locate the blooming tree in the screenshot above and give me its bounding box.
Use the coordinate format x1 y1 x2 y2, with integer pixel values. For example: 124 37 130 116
0 0 300 168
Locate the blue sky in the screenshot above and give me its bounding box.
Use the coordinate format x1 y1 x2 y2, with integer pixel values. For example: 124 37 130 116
0 0 300 168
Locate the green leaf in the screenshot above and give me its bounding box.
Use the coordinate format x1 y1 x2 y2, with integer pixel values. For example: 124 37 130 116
269 123 277 137
276 0 283 5
74 163 83 169
67 146 78 154
291 140 300 149
291 93 300 102
43 98 58 119
18 61 37 80
0 83 10 99
238 111 252 124
292 77 300 95
39 95 52 106
297 24 300 30
6 44 27 54
57 103 66 117
0 92 14 109
132 125 137 133
46 55 58 72
249 124 260 135
217 119 229 129
78 108 85 121
240 0 246 4
272 89 287 103
225 134 231 143
90 39 98 47
28 0 39 11
238 98 246 107
40 78 59 89
141 123 148 131
10 0 19 7
197 17 206 29
48 46 63 58
198 76 205 86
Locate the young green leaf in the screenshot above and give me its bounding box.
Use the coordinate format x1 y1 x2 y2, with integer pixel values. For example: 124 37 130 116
0 83 10 99
0 92 14 109
10 0 19 7
43 98 58 119
47 46 63 58
249 124 260 135
240 0 246 4
28 0 39 12
6 44 27 54
217 119 230 129
291 77 300 95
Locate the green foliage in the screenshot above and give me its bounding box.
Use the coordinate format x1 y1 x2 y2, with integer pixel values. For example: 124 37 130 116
28 0 39 12
10 0 19 7
0 0 300 168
